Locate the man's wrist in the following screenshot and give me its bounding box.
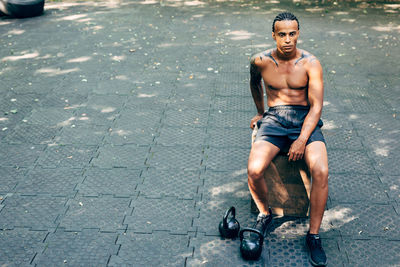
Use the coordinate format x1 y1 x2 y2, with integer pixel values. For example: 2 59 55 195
297 135 308 143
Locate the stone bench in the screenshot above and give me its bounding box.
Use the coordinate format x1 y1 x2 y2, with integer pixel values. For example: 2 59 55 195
250 126 311 217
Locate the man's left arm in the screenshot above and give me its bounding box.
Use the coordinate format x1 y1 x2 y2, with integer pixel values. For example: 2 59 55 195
288 58 324 161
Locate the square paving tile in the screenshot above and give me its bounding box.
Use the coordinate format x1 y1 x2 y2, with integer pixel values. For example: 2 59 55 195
204 147 250 171
77 168 141 197
167 94 212 111
147 145 203 170
54 124 107 145
139 168 201 199
328 149 377 175
34 229 118 267
15 167 84 196
109 231 191 266
114 109 163 129
163 109 209 127
0 228 47 267
60 195 131 232
3 123 58 145
206 126 252 148
23 108 74 128
155 126 207 146
76 167 142 197
199 169 249 201
92 144 149 168
125 94 169 110
37 145 97 168
104 125 157 145
0 167 26 193
327 202 399 239
0 144 45 168
328 173 389 204
323 128 364 150
0 195 67 230
341 238 400 267
208 110 253 128
72 106 119 126
125 197 197 234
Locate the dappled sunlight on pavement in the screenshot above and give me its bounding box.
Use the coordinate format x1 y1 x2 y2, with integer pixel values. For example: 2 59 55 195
0 0 399 266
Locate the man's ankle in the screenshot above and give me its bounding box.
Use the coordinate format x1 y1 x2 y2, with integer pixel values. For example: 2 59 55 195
308 230 319 235
259 211 270 217
258 207 272 217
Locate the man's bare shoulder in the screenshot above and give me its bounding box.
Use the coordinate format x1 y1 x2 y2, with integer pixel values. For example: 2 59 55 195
298 49 321 67
250 49 275 67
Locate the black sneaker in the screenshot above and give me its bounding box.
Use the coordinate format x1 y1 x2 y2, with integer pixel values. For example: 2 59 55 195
252 209 273 238
306 231 327 266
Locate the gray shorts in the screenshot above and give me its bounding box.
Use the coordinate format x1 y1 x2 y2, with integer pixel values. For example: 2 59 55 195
254 105 325 152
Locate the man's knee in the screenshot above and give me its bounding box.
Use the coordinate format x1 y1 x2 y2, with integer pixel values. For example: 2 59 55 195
311 165 329 187
248 162 266 181
247 140 279 182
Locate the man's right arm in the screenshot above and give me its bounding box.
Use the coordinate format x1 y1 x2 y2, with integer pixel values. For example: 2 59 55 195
249 54 265 128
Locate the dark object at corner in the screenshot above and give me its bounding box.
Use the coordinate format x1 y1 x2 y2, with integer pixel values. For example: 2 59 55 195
218 206 240 238
0 0 45 18
239 228 264 260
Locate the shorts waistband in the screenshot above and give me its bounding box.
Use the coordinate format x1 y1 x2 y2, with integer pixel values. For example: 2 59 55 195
268 105 310 111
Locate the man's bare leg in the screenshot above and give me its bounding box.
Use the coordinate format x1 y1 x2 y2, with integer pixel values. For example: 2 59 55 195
247 140 280 215
304 141 329 234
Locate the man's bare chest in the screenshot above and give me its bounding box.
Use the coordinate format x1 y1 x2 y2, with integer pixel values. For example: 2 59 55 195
262 61 308 90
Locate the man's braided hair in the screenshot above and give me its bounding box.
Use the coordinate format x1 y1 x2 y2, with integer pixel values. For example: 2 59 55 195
272 12 299 32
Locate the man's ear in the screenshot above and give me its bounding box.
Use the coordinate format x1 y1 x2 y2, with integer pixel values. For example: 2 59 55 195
272 31 276 41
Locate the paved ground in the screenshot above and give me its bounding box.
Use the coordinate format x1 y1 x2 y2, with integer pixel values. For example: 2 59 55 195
0 0 399 266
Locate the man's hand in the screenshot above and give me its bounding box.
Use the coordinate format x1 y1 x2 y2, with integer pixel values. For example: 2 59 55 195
288 138 306 161
250 114 263 129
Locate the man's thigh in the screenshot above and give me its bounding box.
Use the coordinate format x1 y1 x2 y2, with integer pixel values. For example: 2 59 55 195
248 140 281 172
304 141 328 177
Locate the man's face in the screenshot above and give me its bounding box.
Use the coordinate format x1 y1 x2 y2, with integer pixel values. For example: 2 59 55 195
272 20 299 54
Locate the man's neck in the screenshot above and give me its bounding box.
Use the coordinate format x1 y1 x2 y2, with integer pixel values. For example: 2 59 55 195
275 48 298 61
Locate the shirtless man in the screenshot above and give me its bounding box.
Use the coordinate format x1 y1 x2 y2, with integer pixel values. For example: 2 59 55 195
247 12 328 266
